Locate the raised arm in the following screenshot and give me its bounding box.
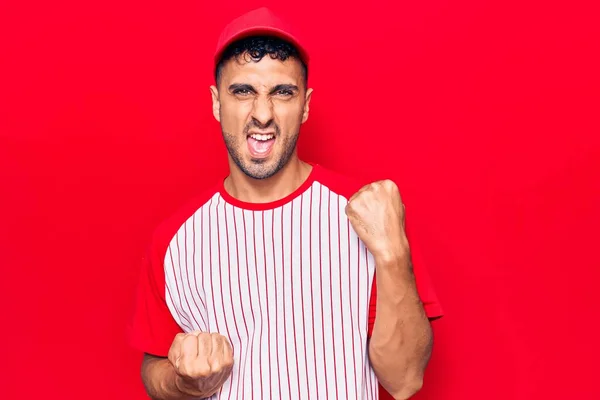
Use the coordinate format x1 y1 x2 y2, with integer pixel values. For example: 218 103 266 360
346 179 435 400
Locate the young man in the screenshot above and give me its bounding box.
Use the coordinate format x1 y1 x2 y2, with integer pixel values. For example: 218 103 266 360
129 7 443 400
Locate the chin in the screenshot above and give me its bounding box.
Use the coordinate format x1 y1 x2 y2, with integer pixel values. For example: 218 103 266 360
240 158 281 180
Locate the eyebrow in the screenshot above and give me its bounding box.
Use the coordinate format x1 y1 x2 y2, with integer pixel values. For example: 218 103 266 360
228 83 255 93
269 84 299 94
228 83 299 94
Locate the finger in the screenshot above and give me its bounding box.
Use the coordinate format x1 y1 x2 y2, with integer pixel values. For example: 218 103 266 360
348 185 369 203
219 336 234 372
221 336 233 361
207 334 226 371
210 333 224 358
214 336 235 374
180 335 212 378
206 338 234 394
177 334 201 373
183 333 201 357
197 333 213 358
168 333 186 367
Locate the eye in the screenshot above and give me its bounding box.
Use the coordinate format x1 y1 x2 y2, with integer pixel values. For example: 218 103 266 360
233 88 252 96
275 89 294 97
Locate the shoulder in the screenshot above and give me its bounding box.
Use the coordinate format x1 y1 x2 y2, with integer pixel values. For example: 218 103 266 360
312 164 368 201
149 183 221 259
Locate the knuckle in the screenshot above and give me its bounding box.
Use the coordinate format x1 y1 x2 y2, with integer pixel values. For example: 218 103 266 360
384 179 398 190
173 332 185 344
196 332 209 341
211 360 223 371
182 334 195 346
193 363 212 377
168 334 184 357
212 355 234 372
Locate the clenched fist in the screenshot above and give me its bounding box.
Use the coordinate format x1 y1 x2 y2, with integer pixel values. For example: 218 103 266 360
168 331 234 398
345 179 409 261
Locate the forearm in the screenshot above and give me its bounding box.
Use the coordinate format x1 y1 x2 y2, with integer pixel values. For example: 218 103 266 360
368 253 433 400
141 355 202 400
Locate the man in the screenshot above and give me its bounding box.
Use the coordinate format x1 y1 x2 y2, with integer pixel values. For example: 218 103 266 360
129 7 443 400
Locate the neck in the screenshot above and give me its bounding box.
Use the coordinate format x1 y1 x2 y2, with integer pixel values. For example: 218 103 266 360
224 154 312 204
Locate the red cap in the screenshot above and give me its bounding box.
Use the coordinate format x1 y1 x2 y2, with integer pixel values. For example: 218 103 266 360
214 7 309 67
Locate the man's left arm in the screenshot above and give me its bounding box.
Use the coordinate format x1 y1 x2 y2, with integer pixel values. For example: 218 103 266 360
345 179 435 400
369 251 433 400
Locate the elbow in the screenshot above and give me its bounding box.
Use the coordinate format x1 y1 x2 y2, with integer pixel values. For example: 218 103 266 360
368 331 432 399
368 345 427 399
371 354 425 399
388 376 424 400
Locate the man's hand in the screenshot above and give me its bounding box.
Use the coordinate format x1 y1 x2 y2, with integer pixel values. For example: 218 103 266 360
167 331 234 398
345 179 409 263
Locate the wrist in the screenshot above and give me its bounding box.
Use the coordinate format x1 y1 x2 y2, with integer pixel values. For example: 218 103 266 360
373 244 411 269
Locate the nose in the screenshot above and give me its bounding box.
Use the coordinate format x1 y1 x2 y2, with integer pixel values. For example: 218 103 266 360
251 95 274 128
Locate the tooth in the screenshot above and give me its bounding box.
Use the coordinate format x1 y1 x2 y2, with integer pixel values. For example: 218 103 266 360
249 134 274 141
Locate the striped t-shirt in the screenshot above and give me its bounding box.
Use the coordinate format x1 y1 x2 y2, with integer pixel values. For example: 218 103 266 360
129 163 443 400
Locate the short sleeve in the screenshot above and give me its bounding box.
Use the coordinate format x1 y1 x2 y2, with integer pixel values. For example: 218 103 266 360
127 242 183 357
367 233 443 336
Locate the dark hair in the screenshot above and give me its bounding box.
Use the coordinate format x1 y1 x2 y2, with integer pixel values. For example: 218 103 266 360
215 35 308 85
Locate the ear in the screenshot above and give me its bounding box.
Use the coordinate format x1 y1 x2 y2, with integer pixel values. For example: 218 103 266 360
209 85 220 122
301 88 313 124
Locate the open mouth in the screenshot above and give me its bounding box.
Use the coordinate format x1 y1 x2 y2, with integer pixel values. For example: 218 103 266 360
247 132 276 158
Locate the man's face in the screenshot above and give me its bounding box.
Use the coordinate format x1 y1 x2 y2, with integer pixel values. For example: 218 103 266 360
210 54 312 180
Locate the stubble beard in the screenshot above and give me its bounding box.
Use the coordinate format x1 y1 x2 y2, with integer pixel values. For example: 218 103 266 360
221 127 300 180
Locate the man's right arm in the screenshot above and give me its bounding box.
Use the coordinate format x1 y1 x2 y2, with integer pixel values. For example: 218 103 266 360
140 332 234 400
130 226 233 399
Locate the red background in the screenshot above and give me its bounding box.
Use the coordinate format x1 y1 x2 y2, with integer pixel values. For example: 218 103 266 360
1 1 599 399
